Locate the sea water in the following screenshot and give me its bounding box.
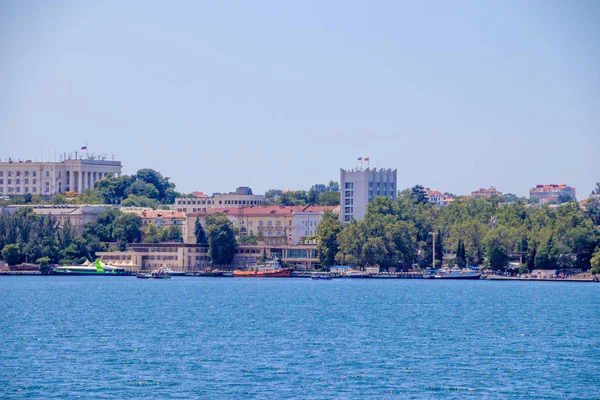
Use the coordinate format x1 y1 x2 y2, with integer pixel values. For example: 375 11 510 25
0 277 598 399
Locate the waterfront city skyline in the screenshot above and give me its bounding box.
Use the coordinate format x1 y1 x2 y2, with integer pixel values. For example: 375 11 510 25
1 1 599 197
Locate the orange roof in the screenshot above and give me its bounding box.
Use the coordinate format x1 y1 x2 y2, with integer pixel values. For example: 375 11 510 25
186 205 338 217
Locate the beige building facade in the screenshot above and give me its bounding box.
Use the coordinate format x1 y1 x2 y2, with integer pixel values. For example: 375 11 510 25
96 242 320 271
184 205 338 246
0 158 122 197
175 187 264 213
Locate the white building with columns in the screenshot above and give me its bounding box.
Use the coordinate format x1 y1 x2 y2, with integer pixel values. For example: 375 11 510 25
0 158 122 197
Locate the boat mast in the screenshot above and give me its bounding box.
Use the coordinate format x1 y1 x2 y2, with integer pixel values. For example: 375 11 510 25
430 232 437 269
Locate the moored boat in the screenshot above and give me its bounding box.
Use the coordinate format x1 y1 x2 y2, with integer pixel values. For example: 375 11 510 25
137 268 171 279
233 260 292 278
311 274 333 280
434 267 481 279
233 268 292 278
53 259 128 276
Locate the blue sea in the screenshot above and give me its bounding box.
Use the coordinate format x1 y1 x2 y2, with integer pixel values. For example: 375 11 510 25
1 277 599 399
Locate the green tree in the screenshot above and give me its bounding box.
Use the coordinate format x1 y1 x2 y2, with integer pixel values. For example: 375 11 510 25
280 191 308 206
143 223 160 243
484 227 513 270
205 213 236 265
36 256 50 266
534 235 560 270
585 199 600 225
411 185 428 204
591 247 600 275
2 243 22 265
317 191 340 206
194 219 208 244
592 182 600 195
557 193 573 204
49 194 68 204
316 210 342 268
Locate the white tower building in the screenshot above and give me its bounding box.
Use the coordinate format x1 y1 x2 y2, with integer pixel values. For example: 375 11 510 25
339 167 397 222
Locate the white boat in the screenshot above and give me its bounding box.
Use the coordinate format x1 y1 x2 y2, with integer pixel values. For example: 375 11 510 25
435 267 481 279
161 267 186 276
311 274 333 280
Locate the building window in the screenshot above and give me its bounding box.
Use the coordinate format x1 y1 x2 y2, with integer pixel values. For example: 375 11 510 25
33 172 36 177
267 221 272 226
16 187 20 193
7 179 11 184
32 188 36 193
345 207 353 214
0 172 3 177
24 187 29 193
276 221 281 226
345 182 353 189
45 171 50 177
0 188 3 193
25 171 29 177
0 179 2 185
45 187 49 193
16 179 20 184
345 190 352 198
259 221 263 226
24 179 28 184
8 172 12 176
345 198 353 206
344 215 352 222
16 171 21 176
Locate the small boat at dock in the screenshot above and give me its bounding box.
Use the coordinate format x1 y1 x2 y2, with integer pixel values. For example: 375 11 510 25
137 269 171 279
311 274 333 280
233 260 292 278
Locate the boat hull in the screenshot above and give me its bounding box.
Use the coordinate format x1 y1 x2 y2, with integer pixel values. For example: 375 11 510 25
52 270 129 276
233 268 292 278
435 274 481 280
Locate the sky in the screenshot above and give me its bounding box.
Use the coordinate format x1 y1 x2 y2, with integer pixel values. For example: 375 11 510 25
1 0 599 197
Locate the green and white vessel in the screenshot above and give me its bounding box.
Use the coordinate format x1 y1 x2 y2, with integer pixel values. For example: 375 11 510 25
53 259 129 276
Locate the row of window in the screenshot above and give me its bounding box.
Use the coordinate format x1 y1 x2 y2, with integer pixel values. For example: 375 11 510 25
369 181 394 189
0 171 38 177
0 171 51 177
0 187 48 193
0 179 38 185
286 249 318 259
176 199 262 206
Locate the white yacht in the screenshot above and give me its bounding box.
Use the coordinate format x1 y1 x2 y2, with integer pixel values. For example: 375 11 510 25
435 267 481 279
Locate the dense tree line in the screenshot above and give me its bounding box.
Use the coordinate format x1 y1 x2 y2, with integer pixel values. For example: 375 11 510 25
317 185 600 273
0 207 142 265
264 181 340 206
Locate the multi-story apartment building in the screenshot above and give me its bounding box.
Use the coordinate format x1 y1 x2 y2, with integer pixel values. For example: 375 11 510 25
122 207 187 237
0 157 122 197
529 184 576 203
174 186 265 212
184 205 338 245
96 242 320 271
339 167 397 221
471 186 502 198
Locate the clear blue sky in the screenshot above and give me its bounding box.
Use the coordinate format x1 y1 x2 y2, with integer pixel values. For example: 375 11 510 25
1 0 599 197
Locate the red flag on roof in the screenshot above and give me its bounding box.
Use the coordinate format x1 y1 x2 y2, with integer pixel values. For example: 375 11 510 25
364 157 370 161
